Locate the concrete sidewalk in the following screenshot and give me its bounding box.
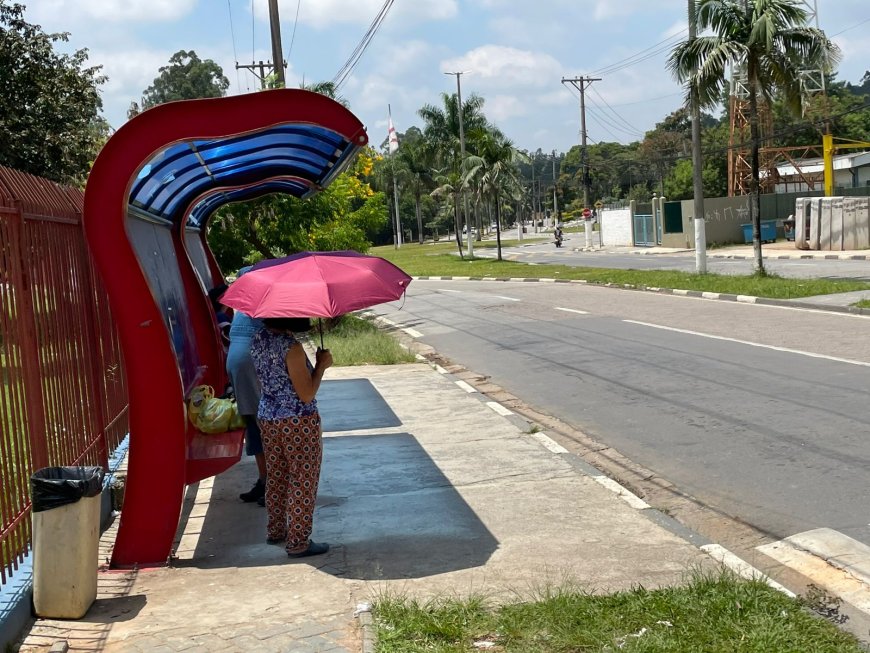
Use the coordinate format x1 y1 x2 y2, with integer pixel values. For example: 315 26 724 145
17 364 716 653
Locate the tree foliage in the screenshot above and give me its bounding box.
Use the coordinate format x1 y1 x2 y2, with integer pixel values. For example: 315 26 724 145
131 49 229 116
207 150 387 273
0 1 107 184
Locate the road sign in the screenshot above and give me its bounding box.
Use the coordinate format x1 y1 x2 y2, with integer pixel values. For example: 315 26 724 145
595 201 603 208
582 208 592 218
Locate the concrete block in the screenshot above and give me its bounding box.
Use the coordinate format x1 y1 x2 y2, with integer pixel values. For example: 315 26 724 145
856 197 870 250
843 197 858 250
794 197 811 250
808 198 822 250
818 197 834 250
829 196 844 251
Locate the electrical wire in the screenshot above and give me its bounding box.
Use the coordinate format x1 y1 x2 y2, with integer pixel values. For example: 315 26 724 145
226 0 244 92
830 16 870 37
333 0 395 91
591 30 688 76
589 86 645 136
286 0 302 68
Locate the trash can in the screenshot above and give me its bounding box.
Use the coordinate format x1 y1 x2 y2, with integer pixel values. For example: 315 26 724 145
31 466 104 619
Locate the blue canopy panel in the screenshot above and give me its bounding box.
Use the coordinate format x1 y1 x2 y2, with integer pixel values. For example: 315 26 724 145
129 124 360 226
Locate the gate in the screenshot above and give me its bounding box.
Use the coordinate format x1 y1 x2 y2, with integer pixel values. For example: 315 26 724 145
633 202 656 246
0 166 128 588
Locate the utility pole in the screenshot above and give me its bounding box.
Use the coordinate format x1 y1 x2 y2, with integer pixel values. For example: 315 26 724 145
268 0 285 86
238 2 285 89
552 151 559 225
445 71 472 257
688 0 707 273
562 76 601 210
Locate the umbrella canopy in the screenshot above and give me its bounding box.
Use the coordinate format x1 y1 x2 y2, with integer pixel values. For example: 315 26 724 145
220 251 412 318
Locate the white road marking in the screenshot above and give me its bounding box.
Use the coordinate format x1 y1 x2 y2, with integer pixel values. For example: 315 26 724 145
493 295 521 302
174 477 214 560
455 380 478 393
555 307 590 315
434 365 449 374
529 432 569 454
593 476 651 510
757 547 870 614
701 544 796 598
438 289 462 293
486 401 514 416
623 319 870 368
402 327 423 338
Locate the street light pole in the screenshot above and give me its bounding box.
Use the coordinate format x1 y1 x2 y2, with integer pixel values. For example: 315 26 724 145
688 0 707 272
445 71 472 258
267 0 285 87
552 151 559 225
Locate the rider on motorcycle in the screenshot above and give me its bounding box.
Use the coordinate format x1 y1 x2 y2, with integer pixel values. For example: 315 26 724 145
554 225 563 247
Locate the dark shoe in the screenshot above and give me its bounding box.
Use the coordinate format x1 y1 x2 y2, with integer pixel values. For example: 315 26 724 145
287 541 329 558
266 536 285 545
257 494 265 507
240 479 265 503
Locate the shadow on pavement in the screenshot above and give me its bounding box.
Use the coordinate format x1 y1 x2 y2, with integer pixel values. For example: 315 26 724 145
172 378 499 578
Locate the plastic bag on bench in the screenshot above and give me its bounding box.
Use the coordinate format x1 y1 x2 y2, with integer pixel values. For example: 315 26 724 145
188 385 245 433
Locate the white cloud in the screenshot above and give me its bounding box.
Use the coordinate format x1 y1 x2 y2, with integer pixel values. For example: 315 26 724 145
31 0 197 23
263 0 457 29
441 46 562 90
486 95 527 122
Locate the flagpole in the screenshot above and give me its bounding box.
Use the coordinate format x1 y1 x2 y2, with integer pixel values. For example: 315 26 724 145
388 104 403 247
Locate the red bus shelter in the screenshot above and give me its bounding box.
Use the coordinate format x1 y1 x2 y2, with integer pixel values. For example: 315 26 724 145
83 89 368 567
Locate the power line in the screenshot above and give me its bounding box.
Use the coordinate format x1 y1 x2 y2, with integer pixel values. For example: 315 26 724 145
589 86 645 135
333 0 395 91
226 0 244 92
831 16 870 37
591 30 687 76
286 0 302 67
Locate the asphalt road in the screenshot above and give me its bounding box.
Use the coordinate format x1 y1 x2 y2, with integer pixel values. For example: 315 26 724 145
475 235 870 280
374 280 870 549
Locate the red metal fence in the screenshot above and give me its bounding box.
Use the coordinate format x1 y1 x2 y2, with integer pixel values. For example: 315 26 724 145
0 166 128 584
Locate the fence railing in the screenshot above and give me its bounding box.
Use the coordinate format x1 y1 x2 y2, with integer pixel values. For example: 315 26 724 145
0 166 128 585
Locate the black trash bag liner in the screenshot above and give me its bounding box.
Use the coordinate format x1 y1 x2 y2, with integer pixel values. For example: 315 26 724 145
31 466 104 512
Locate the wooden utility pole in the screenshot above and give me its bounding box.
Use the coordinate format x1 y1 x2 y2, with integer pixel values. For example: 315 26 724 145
237 1 285 88
561 76 601 210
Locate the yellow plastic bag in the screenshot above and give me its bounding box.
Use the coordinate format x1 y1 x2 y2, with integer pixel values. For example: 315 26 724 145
188 385 243 434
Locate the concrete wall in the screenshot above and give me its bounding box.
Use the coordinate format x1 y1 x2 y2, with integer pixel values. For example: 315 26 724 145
600 208 632 247
679 196 752 245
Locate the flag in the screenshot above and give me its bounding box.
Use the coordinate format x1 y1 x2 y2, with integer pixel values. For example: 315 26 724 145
388 117 399 154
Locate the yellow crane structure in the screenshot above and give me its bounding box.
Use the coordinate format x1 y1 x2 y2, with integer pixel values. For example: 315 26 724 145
823 134 870 196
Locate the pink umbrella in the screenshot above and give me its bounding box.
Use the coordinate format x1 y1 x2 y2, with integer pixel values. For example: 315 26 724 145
220 251 412 345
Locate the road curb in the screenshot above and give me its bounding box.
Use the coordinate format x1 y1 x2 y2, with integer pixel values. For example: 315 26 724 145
412 276 870 316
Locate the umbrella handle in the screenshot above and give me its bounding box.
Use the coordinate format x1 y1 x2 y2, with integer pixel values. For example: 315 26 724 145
318 318 324 350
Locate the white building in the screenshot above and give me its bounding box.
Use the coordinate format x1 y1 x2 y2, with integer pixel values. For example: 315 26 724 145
773 150 870 194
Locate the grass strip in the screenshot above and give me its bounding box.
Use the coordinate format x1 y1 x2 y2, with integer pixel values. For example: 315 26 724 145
373 570 864 653
320 315 416 366
854 300 870 309
373 243 870 300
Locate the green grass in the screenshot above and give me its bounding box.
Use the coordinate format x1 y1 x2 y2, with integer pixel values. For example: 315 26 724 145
373 571 864 653
854 300 870 309
373 242 870 300
320 315 416 366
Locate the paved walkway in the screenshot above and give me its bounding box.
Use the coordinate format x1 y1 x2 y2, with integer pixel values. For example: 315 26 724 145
17 364 718 652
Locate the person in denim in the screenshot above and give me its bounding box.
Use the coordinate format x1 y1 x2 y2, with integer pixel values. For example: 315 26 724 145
225 267 266 504
250 317 332 558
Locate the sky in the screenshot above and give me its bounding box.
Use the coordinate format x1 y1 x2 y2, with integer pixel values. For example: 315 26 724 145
29 0 870 154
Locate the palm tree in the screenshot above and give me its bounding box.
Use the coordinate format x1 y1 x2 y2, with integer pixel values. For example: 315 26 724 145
395 128 434 244
668 0 839 273
462 128 527 261
431 169 465 257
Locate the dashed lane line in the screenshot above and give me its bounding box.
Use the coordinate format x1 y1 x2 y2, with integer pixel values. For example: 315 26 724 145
555 307 590 315
623 319 870 368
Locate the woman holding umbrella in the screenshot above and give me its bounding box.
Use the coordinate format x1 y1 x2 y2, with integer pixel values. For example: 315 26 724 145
250 317 333 558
